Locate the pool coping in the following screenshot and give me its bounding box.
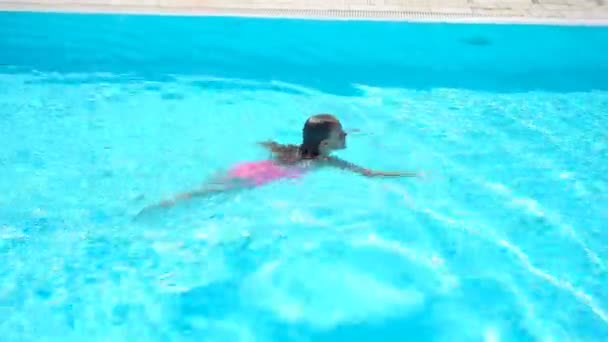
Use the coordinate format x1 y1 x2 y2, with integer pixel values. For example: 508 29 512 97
1 2 608 26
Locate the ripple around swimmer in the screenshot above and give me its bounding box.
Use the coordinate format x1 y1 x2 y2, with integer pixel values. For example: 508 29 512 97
395 173 608 331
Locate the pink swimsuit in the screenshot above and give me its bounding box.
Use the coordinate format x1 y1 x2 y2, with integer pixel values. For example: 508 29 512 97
227 160 305 186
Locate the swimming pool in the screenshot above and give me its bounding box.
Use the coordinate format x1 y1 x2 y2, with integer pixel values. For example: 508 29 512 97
1 10 608 341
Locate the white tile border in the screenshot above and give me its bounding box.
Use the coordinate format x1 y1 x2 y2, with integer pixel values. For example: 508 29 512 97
1 2 608 26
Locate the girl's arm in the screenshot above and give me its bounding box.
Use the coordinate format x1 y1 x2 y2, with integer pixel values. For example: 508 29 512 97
325 156 421 178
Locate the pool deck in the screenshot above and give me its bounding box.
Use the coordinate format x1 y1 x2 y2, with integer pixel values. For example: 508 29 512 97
1 0 607 24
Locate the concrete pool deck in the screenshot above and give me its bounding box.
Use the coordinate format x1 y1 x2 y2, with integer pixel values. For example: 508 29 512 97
0 0 607 25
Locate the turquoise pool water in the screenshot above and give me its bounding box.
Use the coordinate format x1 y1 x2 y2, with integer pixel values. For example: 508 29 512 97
1 11 608 341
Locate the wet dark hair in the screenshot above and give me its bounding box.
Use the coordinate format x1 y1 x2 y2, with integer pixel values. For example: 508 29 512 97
300 114 342 158
265 114 343 163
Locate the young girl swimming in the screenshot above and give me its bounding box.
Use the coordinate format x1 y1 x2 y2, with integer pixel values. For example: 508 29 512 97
139 113 420 213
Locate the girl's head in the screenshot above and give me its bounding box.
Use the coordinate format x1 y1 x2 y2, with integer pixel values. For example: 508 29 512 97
300 114 347 158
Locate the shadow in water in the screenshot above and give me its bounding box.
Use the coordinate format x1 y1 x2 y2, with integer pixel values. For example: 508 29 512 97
266 308 440 342
167 276 445 341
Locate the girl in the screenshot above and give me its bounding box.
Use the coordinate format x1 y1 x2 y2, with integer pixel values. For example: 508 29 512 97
139 114 420 214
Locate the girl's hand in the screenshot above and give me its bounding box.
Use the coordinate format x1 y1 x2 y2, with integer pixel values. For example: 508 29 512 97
367 170 421 178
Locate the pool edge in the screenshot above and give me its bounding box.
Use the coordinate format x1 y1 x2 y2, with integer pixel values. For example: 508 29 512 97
1 3 608 26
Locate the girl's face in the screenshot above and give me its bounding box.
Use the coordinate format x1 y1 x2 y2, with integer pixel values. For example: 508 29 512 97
320 125 347 154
